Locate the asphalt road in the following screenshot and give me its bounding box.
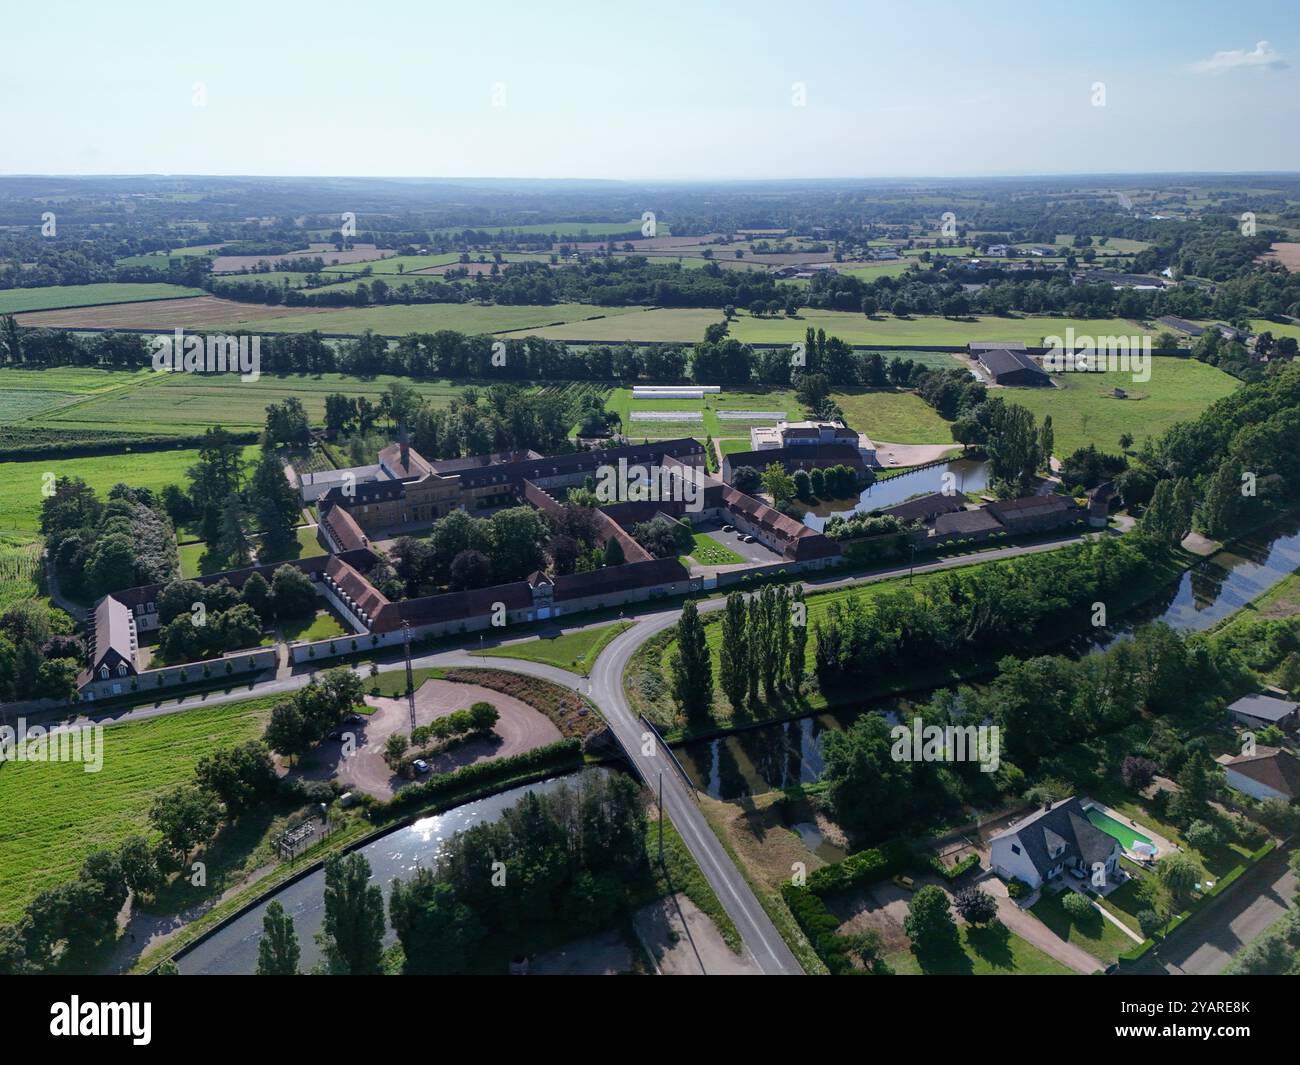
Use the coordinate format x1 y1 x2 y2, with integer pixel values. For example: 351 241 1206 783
26 529 1099 974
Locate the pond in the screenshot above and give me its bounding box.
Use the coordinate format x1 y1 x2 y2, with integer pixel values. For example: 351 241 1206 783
798 458 991 531
175 774 582 975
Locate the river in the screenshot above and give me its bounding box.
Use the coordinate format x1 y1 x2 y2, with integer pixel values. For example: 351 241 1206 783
797 458 991 532
175 775 579 975
678 513 1300 801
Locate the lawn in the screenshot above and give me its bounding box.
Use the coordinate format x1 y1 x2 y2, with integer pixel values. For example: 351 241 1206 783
223 301 642 337
1010 357 1239 458
480 620 631 676
887 921 1076 975
0 282 204 314
280 609 348 643
1028 888 1135 966
682 532 744 566
256 525 326 566
0 696 275 922
502 307 725 343
0 444 260 544
832 387 956 444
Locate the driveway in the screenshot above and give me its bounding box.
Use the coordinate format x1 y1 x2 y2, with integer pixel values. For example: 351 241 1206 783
981 874 1106 974
1149 846 1296 975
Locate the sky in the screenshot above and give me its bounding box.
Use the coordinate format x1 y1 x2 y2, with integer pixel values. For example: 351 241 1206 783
3 0 1298 180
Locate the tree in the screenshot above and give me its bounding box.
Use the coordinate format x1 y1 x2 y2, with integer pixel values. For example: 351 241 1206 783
1118 432 1134 452
249 442 301 557
117 835 163 898
603 536 625 567
1199 460 1240 538
270 564 317 619
240 571 273 621
985 400 1040 494
1061 891 1094 922
194 742 277 816
760 462 797 505
731 466 761 495
1120 755 1157 791
319 852 386 975
1038 414 1055 466
718 592 749 711
256 901 301 975
953 885 997 925
216 499 251 569
384 733 410 768
487 506 548 582
265 698 309 760
669 600 713 720
448 548 492 591
388 869 483 974
788 583 808 690
904 885 959 952
149 785 220 867
1157 851 1207 905
1185 820 1221 851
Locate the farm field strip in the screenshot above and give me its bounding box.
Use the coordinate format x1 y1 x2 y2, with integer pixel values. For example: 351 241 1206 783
0 283 205 314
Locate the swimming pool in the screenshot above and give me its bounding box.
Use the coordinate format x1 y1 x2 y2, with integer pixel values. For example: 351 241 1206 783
1084 806 1157 856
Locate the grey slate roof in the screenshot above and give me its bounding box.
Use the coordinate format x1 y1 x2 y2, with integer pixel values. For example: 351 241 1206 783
1228 693 1299 723
992 797 1119 877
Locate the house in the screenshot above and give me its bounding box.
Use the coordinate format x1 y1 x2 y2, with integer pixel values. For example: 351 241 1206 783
873 492 966 524
1076 269 1166 290
83 595 138 689
1228 693 1299 731
976 348 1051 387
986 243 1010 256
1223 747 1300 802
990 797 1123 890
986 494 1082 532
747 419 875 465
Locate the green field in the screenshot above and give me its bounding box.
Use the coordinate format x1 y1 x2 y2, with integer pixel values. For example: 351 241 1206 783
433 218 662 238
833 387 956 444
887 922 1077 975
0 283 204 314
0 444 260 543
29 373 472 435
114 244 224 268
682 532 744 566
1249 317 1300 341
725 311 1163 348
1010 357 1239 457
1028 889 1134 966
502 307 724 343
0 538 43 609
0 697 273 922
480 621 630 676
605 385 799 451
0 367 153 426
281 608 348 643
221 301 642 337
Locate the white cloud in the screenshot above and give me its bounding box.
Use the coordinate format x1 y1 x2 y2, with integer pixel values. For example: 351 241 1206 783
1192 40 1287 74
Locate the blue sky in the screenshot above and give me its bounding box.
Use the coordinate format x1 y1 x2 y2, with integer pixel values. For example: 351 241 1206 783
3 0 1298 179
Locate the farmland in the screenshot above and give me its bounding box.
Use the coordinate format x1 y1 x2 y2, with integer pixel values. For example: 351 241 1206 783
0 538 43 609
0 445 260 544
833 388 957 444
501 307 724 342
15 295 335 330
0 696 274 922
0 283 204 314
1011 357 1239 457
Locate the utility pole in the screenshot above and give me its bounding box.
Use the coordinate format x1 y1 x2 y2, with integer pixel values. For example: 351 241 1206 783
657 771 665 865
403 621 416 735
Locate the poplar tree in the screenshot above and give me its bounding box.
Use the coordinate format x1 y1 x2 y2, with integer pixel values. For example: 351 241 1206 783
718 592 749 712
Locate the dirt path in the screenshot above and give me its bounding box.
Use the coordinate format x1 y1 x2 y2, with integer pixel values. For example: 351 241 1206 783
873 441 962 467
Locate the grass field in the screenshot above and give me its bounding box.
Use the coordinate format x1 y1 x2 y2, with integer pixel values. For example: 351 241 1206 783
114 244 224 268
0 696 274 922
682 532 744 566
0 283 204 314
887 922 1077 975
281 608 348 643
479 620 631 676
1028 889 1134 966
501 307 724 343
606 384 800 451
0 538 43 609
28 373 472 435
223 301 642 336
1011 357 1239 457
833 388 955 443
0 444 260 543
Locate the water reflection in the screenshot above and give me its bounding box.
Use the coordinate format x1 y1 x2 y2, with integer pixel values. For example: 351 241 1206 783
798 459 991 532
680 514 1300 798
176 775 581 975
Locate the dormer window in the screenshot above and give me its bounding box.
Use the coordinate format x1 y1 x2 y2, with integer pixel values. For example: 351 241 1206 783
99 665 109 680
117 663 128 677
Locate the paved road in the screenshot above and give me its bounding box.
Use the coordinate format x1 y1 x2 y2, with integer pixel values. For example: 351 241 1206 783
22 530 1101 974
1150 846 1297 975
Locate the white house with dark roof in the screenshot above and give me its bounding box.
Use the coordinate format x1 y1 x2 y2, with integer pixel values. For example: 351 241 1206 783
82 595 139 694
1223 747 1300 802
990 797 1122 890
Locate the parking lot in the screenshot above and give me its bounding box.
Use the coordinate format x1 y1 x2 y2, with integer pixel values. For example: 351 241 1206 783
700 522 786 565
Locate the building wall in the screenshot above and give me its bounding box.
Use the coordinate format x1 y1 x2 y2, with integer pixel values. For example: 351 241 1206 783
1224 767 1287 802
80 646 273 701
990 837 1043 889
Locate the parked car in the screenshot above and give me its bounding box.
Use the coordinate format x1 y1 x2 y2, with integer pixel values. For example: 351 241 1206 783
327 729 344 742
742 534 755 543
412 759 431 774
722 524 734 532
892 874 915 892
344 713 364 725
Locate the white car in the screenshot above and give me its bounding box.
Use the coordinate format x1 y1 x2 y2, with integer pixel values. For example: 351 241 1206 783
742 534 755 544
412 759 430 774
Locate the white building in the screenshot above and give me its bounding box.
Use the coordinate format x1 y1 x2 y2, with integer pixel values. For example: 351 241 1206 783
1223 747 1300 803
989 797 1122 890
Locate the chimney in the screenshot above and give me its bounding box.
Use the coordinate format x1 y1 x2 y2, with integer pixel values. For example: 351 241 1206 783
1042 800 1052 812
